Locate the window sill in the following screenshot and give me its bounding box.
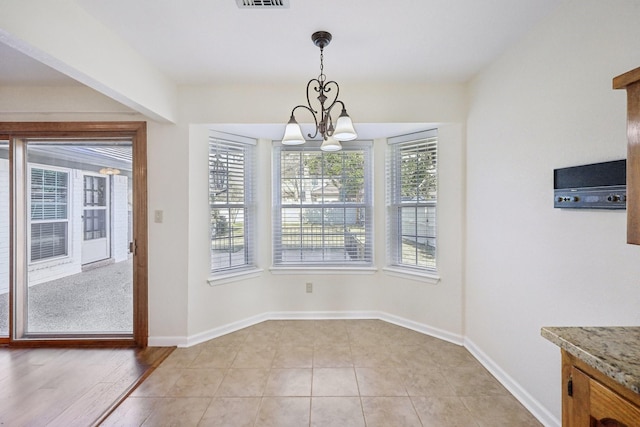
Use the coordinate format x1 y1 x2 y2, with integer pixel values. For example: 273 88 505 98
208 267 264 286
382 266 440 284
269 266 378 275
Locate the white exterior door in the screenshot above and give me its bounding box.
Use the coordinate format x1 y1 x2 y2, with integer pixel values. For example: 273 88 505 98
81 174 110 265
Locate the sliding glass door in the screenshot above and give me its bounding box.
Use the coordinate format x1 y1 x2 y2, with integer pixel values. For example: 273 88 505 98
0 139 8 338
15 140 133 336
0 122 147 346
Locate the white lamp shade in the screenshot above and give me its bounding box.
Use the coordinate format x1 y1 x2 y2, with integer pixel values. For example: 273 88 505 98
320 136 342 152
333 111 357 141
282 118 306 145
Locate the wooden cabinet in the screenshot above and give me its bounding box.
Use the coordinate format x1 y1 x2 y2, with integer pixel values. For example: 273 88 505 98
613 67 640 245
562 350 640 426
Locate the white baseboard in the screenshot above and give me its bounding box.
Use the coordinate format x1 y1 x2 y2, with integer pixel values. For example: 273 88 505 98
379 312 464 346
268 310 380 320
148 311 378 347
148 310 463 347
152 311 378 347
464 338 560 427
185 312 270 347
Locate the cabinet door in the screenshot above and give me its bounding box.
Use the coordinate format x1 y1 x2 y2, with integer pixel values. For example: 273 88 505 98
589 376 640 426
570 367 593 427
571 366 640 427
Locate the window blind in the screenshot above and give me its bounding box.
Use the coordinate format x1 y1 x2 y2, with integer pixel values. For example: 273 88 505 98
31 222 68 261
209 131 256 273
30 168 68 221
386 130 438 271
273 141 373 267
29 168 69 262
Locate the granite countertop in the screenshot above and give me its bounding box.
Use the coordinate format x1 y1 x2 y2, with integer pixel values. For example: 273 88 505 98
541 326 640 394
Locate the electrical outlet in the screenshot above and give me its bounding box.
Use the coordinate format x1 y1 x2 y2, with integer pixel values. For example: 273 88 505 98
306 282 313 293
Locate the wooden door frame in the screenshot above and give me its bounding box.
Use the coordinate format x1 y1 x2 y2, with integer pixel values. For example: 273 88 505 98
0 121 148 348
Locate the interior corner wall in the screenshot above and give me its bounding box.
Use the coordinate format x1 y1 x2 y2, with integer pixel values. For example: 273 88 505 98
177 83 468 341
465 0 640 421
375 123 466 337
185 127 272 338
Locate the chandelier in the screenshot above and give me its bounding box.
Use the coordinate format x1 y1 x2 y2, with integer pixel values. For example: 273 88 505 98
282 31 357 151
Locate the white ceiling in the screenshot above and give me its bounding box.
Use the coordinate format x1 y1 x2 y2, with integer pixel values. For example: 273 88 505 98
0 0 560 139
0 0 560 87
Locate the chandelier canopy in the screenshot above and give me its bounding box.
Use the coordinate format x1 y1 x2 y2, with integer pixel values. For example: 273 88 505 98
282 31 357 151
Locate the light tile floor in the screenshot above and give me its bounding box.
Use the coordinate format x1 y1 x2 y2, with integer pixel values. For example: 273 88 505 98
102 320 542 426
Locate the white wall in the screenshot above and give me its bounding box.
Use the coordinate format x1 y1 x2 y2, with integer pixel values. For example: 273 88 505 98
146 122 190 340
466 0 640 422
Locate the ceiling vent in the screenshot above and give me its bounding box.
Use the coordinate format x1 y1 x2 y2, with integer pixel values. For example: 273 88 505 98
236 0 289 8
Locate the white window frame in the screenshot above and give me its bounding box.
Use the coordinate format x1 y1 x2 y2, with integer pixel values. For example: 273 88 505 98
385 130 439 283
208 131 260 284
271 140 375 272
28 165 70 264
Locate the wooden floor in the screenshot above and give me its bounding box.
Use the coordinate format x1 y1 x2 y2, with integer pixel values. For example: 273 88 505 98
0 345 174 426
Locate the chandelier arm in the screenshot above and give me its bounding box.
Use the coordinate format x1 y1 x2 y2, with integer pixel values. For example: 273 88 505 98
322 81 340 138
326 99 347 115
290 104 320 140
306 78 327 138
312 80 340 117
322 98 346 138
321 81 340 110
306 78 321 115
305 79 343 139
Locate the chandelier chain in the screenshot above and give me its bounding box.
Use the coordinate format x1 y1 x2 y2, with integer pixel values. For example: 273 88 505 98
319 47 325 83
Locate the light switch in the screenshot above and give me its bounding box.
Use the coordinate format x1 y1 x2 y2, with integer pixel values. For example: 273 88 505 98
154 210 163 223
